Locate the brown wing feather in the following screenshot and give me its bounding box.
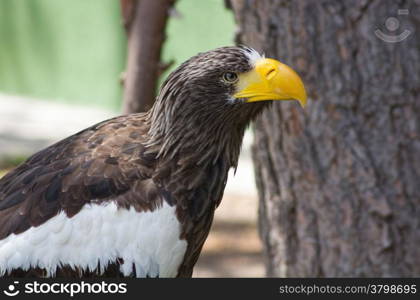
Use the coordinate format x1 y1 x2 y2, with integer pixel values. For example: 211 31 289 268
0 113 162 240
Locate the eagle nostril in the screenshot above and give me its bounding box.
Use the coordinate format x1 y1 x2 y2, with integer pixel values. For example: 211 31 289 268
266 68 276 80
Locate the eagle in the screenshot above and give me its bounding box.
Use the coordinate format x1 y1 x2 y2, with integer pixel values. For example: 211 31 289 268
0 46 306 278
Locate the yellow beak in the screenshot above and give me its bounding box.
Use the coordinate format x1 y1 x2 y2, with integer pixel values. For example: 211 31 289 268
234 58 307 107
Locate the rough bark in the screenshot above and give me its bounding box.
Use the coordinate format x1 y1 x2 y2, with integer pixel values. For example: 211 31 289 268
229 0 420 276
121 0 175 113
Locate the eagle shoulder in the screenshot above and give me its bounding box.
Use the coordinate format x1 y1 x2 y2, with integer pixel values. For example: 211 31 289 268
0 114 189 277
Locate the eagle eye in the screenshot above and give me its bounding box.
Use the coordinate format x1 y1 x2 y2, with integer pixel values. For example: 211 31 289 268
222 72 238 83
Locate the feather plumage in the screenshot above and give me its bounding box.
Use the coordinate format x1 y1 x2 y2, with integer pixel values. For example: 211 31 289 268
0 46 268 277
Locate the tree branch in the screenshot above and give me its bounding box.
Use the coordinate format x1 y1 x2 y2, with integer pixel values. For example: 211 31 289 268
121 0 175 113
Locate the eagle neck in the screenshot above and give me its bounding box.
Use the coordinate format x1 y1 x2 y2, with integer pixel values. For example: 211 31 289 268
147 106 247 171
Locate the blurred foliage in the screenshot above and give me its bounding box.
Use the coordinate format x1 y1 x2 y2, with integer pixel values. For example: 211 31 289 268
0 0 126 110
0 155 27 169
0 0 235 111
162 0 235 82
0 154 27 178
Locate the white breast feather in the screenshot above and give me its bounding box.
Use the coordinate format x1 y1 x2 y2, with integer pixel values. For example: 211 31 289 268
0 201 187 278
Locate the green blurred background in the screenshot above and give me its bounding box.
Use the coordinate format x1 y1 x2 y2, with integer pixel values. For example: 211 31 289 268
0 0 235 110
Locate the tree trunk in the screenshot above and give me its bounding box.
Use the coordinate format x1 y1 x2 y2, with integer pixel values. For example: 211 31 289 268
229 0 420 277
121 0 175 113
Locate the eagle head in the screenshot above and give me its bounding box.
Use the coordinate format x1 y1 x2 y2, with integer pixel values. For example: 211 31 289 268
149 46 307 163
